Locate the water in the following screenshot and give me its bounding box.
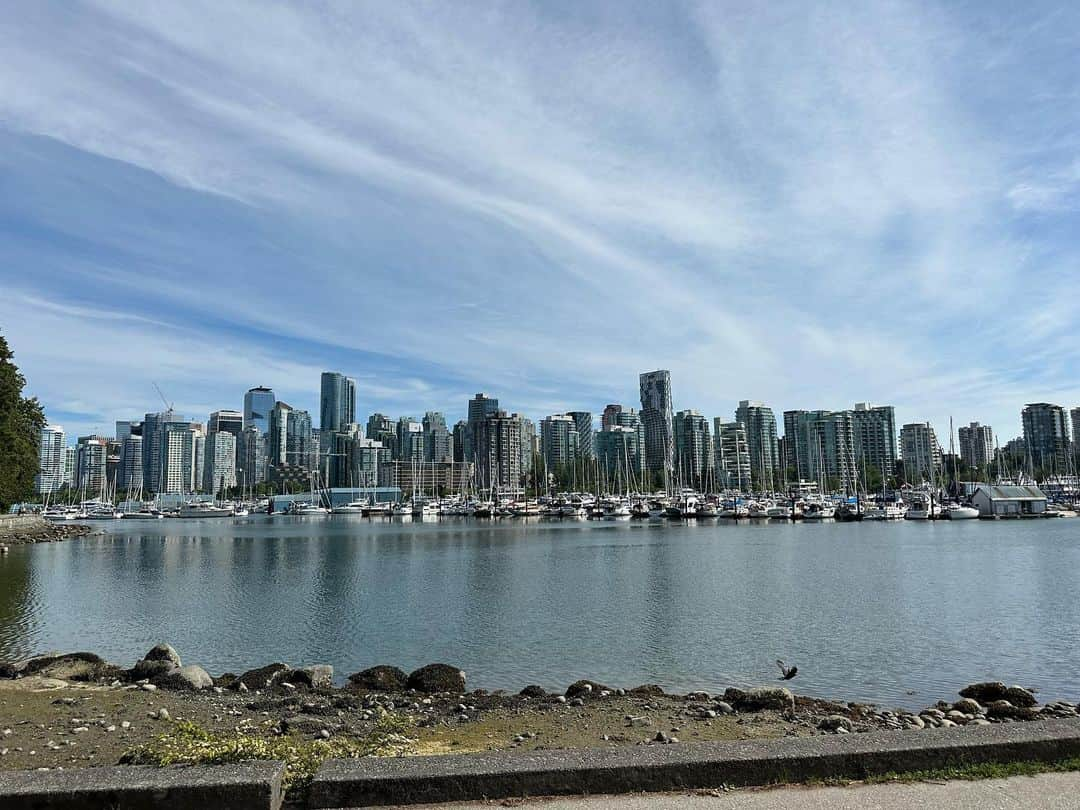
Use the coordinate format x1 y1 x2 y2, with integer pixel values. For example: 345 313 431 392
1 516 1078 709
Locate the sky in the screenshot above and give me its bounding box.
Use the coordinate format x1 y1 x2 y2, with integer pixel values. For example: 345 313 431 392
2 1 1080 444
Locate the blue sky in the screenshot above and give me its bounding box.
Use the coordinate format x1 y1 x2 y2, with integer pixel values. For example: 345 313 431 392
2 1 1079 443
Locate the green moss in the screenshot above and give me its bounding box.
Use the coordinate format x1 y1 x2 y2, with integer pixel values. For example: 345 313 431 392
122 714 414 798
864 757 1080 784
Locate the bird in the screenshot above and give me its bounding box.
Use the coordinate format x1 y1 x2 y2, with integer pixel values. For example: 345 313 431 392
776 660 798 680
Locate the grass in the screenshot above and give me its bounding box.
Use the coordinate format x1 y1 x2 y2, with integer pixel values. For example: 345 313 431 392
864 756 1080 784
122 715 415 799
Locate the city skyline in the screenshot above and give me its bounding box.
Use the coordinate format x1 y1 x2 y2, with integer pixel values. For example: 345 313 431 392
4 3 1080 442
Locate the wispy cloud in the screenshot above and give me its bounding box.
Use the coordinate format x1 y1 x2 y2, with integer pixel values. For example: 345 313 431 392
2 0 1080 440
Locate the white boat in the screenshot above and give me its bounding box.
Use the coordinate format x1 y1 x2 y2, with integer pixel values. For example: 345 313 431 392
766 503 796 519
365 502 392 516
288 501 328 516
43 506 81 521
946 504 980 520
602 498 632 519
665 494 700 519
331 501 367 514
864 503 906 521
905 497 943 520
412 501 439 517
177 501 234 518
802 502 836 520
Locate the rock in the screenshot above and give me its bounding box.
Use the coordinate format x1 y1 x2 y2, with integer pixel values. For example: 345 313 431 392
407 663 466 694
566 680 608 698
938 718 957 728
318 728 331 740
235 663 290 691
156 708 170 721
714 701 734 714
292 665 333 689
158 665 213 691
959 682 1008 703
142 644 181 667
347 665 407 692
686 691 711 702
985 700 1038 721
519 685 547 699
131 659 178 681
653 731 669 743
722 687 795 713
818 715 853 733
953 698 983 715
569 698 585 707
139 683 157 692
903 715 926 729
628 684 665 697
1003 686 1037 708
20 653 112 682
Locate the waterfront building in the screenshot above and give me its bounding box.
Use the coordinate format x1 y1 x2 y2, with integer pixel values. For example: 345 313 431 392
958 422 994 470
567 411 594 460
673 409 712 490
366 413 398 459
160 422 199 494
971 484 1047 517
596 425 644 489
851 403 898 477
243 386 275 434
208 410 243 440
540 414 579 473
345 436 387 488
1021 403 1070 474
36 425 66 495
474 410 521 494
1072 408 1080 450
202 431 236 494
736 400 780 489
63 446 76 489
268 402 315 471
452 420 467 463
76 435 108 495
639 370 674 479
517 415 537 476
118 432 143 492
466 393 500 463
238 425 266 487
319 372 357 434
141 410 181 493
900 423 943 483
106 438 122 490
378 460 474 495
783 410 858 492
396 417 425 464
714 420 752 492
423 411 453 463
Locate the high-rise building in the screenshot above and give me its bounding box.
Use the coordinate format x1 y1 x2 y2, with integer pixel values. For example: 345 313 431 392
268 402 314 470
596 425 643 486
517 415 537 476
452 420 467 464
736 400 780 489
1072 408 1080 450
639 370 674 478
784 410 858 491
202 431 236 494
673 410 712 490
567 411 594 460
238 425 266 487
423 412 453 463
958 422 994 470
1021 403 1070 473
851 403 897 477
208 410 243 440
141 410 195 494
540 414 579 472
63 446 76 488
366 413 398 459
119 432 143 492
900 423 943 482
243 387 275 434
161 423 198 494
76 435 108 494
319 372 357 434
466 393 500 462
36 425 66 494
268 402 292 467
396 417 425 464
475 410 521 494
714 420 751 492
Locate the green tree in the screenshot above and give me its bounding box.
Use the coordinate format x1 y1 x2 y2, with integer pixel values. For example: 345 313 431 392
0 333 45 510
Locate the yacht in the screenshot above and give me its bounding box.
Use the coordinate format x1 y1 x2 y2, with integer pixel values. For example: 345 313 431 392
802 501 836 521
364 502 393 516
602 498 632 519
696 500 721 518
945 504 980 520
748 501 773 519
177 501 234 518
665 493 700 519
905 496 942 520
629 500 651 519
716 499 746 518
331 500 367 514
766 502 797 520
288 501 329 516
864 502 906 520
43 506 81 521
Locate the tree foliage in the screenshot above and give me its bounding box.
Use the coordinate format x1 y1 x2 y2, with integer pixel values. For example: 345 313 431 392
0 333 45 510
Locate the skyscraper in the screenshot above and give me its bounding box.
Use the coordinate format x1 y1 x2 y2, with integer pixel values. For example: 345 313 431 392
366 413 398 458
320 372 357 434
567 411 594 460
119 431 143 492
423 411 453 463
161 423 198 494
673 410 712 490
540 414 579 472
713 420 751 492
243 387 276 434
900 423 942 482
475 410 521 494
1021 403 1069 473
466 394 500 462
958 422 994 470
36 425 66 494
596 426 643 486
202 431 236 494
452 420 468 463
396 417 425 464
736 400 780 489
76 436 108 494
784 410 858 491
851 403 897 477
142 410 191 493
639 370 674 479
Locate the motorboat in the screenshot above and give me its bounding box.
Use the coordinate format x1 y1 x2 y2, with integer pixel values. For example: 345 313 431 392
364 502 393 516
629 500 651 519
331 501 367 514
177 501 234 518
946 504 980 520
802 501 836 521
665 494 700 519
602 498 632 519
287 501 329 516
864 502 906 520
411 501 439 517
905 497 943 520
696 501 721 518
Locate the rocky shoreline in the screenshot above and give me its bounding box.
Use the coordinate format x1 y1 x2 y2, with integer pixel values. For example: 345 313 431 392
0 646 1075 774
0 516 91 546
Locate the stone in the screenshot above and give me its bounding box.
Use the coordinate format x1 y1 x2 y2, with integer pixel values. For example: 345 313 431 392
555 695 567 704
347 665 408 692
235 663 291 691
985 700 1038 721
818 715 853 733
131 659 178 682
653 731 669 743
714 701 734 714
629 684 666 697
569 698 585 707
156 708 170 721
1004 686 1037 708
407 663 466 694
293 665 334 689
142 644 182 667
686 691 711 702
139 683 157 692
722 687 795 713
959 682 1008 703
519 685 547 699
157 664 212 691
566 680 608 698
953 698 983 715
20 653 111 682
903 715 925 729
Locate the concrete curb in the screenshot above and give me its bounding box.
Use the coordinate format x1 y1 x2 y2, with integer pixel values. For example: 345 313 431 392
0 760 285 810
308 719 1080 808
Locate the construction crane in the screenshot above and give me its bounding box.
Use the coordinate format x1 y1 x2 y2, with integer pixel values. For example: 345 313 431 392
152 382 174 414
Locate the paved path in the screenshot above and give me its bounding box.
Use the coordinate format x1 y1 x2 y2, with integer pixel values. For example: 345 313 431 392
383 772 1080 809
